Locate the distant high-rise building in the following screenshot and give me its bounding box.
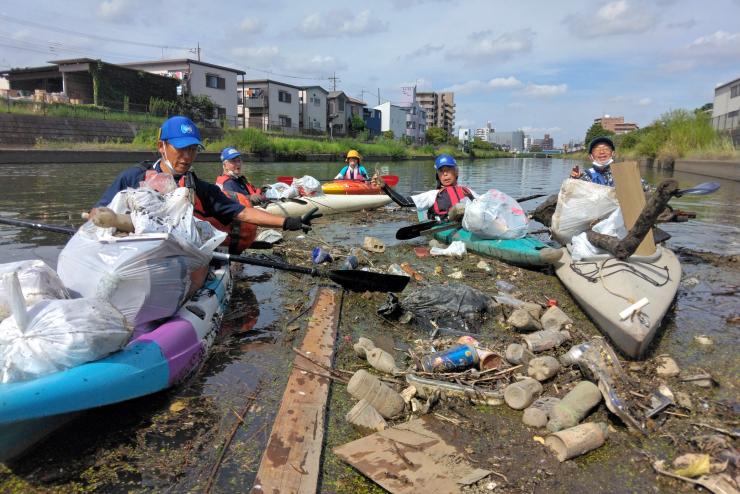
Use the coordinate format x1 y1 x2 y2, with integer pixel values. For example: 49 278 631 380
594 115 639 134
475 121 494 141
523 135 532 151
417 91 456 135
542 133 554 149
489 130 525 151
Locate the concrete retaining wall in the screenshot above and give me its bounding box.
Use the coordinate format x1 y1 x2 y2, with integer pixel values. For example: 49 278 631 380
0 113 140 146
673 159 739 181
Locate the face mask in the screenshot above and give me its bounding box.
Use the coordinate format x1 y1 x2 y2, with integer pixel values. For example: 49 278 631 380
161 145 176 174
592 158 613 170
225 168 239 178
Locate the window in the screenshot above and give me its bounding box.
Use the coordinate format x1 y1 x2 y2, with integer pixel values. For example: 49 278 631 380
731 84 740 98
338 99 345 111
313 94 321 107
279 115 292 127
205 74 225 90
279 90 292 103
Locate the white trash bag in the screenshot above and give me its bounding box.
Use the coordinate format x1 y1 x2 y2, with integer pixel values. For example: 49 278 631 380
0 260 69 319
0 272 132 383
462 189 529 240
551 179 619 244
264 182 297 200
430 240 467 257
293 175 324 197
571 208 627 261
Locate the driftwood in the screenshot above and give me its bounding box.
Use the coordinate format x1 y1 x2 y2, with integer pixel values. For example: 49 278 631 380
586 179 679 260
532 194 558 226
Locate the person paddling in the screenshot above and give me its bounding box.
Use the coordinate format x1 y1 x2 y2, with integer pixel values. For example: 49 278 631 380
335 150 369 181
215 147 264 205
92 116 319 237
375 154 475 221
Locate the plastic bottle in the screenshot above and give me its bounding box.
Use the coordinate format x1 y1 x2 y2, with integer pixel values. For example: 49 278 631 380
311 247 332 264
504 377 543 410
547 381 602 432
522 397 561 428
353 337 376 358
527 356 561 381
495 279 517 293
366 347 401 375
341 255 359 270
524 329 571 352
347 369 405 419
346 399 387 432
546 422 608 462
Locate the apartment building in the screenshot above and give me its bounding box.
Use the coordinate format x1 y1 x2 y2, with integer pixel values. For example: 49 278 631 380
475 122 494 141
489 130 525 151
374 101 407 139
237 79 300 133
298 86 328 134
417 91 456 135
594 115 639 134
712 76 740 132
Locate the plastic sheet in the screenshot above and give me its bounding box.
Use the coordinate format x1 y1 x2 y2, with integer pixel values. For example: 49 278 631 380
430 240 467 257
292 175 324 197
0 272 131 383
551 179 619 244
571 208 626 261
0 260 69 318
462 189 529 239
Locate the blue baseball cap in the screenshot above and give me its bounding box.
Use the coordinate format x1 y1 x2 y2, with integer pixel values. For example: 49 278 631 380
220 147 241 161
159 116 202 149
434 154 457 170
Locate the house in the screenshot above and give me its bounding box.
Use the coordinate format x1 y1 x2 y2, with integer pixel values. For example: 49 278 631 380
0 58 177 110
237 79 301 133
327 91 350 137
298 86 328 134
121 59 245 125
374 102 407 139
363 107 382 137
712 76 740 134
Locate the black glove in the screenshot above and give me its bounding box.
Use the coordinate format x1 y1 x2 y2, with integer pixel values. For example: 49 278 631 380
282 207 323 233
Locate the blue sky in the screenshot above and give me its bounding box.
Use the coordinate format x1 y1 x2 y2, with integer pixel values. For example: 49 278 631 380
1 0 739 145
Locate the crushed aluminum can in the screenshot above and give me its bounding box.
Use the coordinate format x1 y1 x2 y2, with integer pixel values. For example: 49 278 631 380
421 344 479 373
311 247 333 264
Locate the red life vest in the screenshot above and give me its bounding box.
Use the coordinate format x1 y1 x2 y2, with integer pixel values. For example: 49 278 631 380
144 170 257 254
215 174 260 195
432 185 471 216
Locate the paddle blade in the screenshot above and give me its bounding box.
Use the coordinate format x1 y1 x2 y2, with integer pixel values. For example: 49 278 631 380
396 220 438 240
675 182 720 197
328 269 410 292
277 176 295 185
381 175 399 187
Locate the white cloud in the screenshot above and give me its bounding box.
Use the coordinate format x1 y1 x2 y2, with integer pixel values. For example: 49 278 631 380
563 1 655 38
286 55 347 74
686 30 740 57
97 0 138 21
239 18 264 34
298 10 387 37
390 0 455 9
232 45 280 60
399 78 432 89
519 83 567 97
442 76 522 94
638 97 653 106
520 126 563 134
446 29 534 64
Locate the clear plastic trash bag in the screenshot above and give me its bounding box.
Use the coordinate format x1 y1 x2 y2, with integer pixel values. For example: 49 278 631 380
0 260 69 319
292 175 324 197
462 189 529 240
264 182 298 200
571 208 627 261
551 179 619 244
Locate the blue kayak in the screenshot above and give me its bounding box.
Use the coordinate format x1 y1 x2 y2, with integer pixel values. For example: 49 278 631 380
0 263 232 461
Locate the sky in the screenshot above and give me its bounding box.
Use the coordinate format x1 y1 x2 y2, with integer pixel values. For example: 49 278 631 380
1 0 739 145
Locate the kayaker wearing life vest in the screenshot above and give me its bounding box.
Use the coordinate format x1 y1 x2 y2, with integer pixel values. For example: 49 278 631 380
570 136 617 186
334 150 369 180
375 154 475 221
215 147 264 205
92 116 319 238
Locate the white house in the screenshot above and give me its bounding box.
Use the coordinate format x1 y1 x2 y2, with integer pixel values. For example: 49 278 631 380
374 101 407 140
237 79 301 133
121 59 245 125
299 86 328 133
712 76 740 132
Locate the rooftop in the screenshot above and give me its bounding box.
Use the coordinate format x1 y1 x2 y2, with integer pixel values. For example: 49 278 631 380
120 58 246 75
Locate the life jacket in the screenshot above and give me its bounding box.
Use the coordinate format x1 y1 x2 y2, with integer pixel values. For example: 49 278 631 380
215 174 260 195
144 169 257 254
432 185 471 216
585 167 612 186
342 165 366 180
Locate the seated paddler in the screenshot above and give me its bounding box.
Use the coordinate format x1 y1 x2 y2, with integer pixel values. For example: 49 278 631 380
91 116 319 243
374 154 476 221
334 149 369 181
215 146 265 205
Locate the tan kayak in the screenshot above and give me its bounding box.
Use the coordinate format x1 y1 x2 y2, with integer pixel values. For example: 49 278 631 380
554 245 681 359
257 194 392 217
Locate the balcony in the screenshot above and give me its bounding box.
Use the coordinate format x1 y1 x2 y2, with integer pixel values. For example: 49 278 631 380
242 96 267 108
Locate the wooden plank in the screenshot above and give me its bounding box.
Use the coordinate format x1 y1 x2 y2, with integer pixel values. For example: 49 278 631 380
251 287 339 494
611 161 656 256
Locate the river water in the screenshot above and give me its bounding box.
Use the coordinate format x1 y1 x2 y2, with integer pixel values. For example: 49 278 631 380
0 157 738 491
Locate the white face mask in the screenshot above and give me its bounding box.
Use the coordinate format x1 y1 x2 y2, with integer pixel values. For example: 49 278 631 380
592 158 613 170
160 145 176 174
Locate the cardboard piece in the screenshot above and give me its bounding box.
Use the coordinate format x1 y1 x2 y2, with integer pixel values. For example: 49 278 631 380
333 416 491 494
611 161 656 256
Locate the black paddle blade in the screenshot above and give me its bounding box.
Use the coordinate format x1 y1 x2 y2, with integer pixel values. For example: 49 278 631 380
327 269 410 292
396 220 439 240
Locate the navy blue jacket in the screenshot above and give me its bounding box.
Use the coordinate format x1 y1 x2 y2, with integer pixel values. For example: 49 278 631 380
95 161 245 225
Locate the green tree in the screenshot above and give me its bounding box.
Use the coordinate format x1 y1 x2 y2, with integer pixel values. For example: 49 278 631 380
350 115 366 135
175 95 216 123
381 130 395 140
425 126 448 145
584 122 615 148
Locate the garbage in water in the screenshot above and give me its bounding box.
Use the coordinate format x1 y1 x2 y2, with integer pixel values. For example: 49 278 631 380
545 422 609 462
527 356 561 381
400 262 423 281
311 246 333 264
504 377 543 410
430 240 466 257
421 343 479 373
495 279 517 293
363 236 386 253
347 369 405 419
341 254 359 270
413 246 431 258
523 329 571 352
365 347 402 375
346 399 388 433
547 381 602 432
507 307 543 332
505 343 534 365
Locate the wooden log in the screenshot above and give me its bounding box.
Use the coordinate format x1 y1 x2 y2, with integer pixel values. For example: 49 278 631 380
587 179 679 260
251 287 340 494
611 161 655 255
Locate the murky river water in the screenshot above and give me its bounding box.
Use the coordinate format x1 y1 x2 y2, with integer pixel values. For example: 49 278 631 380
0 157 737 491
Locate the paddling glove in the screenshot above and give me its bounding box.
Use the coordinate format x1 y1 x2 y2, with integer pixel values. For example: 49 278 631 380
283 216 307 232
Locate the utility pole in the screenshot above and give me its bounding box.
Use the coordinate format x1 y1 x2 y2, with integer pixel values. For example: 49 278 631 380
328 72 340 91
377 88 380 105
197 42 201 61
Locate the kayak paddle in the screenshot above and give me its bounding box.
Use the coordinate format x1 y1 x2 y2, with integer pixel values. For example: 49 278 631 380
277 175 399 187
0 216 410 293
673 181 720 197
395 193 548 240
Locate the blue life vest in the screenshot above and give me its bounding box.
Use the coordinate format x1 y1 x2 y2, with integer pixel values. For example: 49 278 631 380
585 167 613 186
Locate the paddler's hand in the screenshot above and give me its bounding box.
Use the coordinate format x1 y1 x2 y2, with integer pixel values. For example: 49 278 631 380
570 166 581 179
448 203 466 222
283 208 322 233
371 173 386 188
249 193 263 206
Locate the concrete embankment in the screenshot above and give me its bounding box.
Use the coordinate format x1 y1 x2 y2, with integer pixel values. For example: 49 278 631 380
0 149 431 165
638 157 739 181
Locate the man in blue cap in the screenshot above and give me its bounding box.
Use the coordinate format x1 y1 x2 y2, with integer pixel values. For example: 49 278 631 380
93 115 317 232
215 146 264 205
374 154 474 220
570 136 648 190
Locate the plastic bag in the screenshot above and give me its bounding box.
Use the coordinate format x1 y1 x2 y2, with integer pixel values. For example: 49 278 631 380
571 208 626 261
264 182 297 200
412 188 478 219
293 175 324 197
551 179 619 244
462 189 529 239
0 272 131 383
57 221 223 327
0 260 69 318
430 240 467 257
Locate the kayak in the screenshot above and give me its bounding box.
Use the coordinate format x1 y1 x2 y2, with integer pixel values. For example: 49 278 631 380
0 262 232 461
258 194 392 217
322 180 383 195
554 245 681 359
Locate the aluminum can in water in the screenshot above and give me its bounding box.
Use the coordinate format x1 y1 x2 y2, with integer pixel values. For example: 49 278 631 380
341 255 359 270
311 247 333 264
421 344 479 373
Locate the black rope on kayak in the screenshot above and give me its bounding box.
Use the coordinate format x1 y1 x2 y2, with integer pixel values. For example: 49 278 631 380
570 258 671 287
